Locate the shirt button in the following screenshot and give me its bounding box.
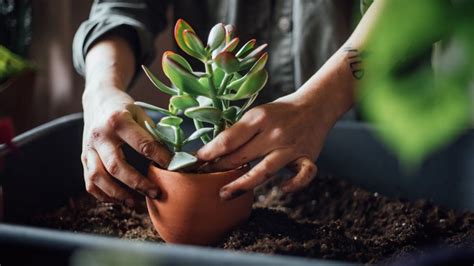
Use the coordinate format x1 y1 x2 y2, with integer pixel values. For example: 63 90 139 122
277 16 292 33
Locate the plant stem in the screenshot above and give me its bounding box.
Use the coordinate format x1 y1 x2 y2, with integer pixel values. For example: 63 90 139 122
205 61 225 136
193 119 211 144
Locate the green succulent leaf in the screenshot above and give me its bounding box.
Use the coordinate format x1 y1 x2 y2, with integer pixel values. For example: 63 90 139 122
248 52 268 74
185 127 214 143
154 123 177 145
164 51 193 72
183 30 207 60
235 39 256 58
168 151 198 171
239 57 257 71
207 23 226 50
225 24 236 43
242 43 268 61
162 53 210 96
141 65 178 96
184 106 223 125
174 19 202 59
222 106 241 123
170 95 199 110
219 69 268 100
144 121 161 141
196 96 213 106
221 37 240 52
226 74 247 92
160 116 183 126
214 51 240 73
134 101 173 116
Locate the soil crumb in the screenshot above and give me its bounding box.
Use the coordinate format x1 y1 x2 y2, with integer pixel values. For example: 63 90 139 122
29 173 474 263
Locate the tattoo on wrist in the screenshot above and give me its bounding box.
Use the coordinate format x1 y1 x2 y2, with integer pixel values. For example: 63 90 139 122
343 46 366 80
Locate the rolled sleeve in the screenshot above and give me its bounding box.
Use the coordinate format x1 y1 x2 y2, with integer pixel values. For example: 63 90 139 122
72 0 168 76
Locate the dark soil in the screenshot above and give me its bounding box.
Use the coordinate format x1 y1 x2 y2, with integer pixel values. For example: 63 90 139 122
29 173 474 264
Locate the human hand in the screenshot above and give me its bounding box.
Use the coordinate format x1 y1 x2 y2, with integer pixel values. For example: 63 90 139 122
81 87 171 206
197 93 334 201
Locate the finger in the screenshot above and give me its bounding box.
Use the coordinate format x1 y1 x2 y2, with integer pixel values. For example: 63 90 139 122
219 149 293 201
109 110 171 167
83 149 136 206
197 118 260 161
205 135 264 172
281 157 318 193
94 142 161 199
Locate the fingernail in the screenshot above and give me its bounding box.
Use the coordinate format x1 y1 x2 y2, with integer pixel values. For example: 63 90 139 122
147 189 160 199
125 198 135 207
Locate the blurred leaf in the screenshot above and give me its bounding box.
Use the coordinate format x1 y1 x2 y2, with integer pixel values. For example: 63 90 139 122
170 95 199 110
168 151 198 171
141 65 177 96
359 0 472 165
207 23 226 50
164 51 193 72
0 45 32 83
241 43 268 61
184 106 222 125
214 51 240 73
196 96 213 106
154 123 177 145
185 127 214 143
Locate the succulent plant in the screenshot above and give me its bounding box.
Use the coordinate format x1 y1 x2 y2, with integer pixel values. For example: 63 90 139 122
136 19 268 171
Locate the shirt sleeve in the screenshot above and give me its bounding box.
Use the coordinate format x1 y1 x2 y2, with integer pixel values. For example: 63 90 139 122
72 0 169 76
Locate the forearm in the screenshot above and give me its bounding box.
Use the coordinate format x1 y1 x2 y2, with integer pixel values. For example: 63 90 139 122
83 36 136 99
291 0 388 126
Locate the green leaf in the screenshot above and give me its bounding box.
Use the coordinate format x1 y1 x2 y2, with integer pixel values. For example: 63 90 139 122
222 106 240 123
235 39 256 58
196 96 213 106
207 23 226 50
211 67 225 88
248 52 268 74
144 121 161 141
170 95 199 110
184 106 223 125
219 69 268 100
226 74 246 92
167 152 198 171
185 127 214 143
162 53 210 96
141 65 178 96
164 51 193 72
214 51 240 73
154 123 177 145
183 30 207 60
239 57 257 71
221 37 240 52
134 101 173 116
160 116 183 126
225 24 236 44
242 43 268 61
174 19 202 59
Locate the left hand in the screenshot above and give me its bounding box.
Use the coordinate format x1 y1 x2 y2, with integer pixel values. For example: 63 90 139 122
197 94 333 201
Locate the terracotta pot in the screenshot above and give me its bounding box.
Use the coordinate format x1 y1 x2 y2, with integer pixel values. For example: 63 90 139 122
146 164 253 245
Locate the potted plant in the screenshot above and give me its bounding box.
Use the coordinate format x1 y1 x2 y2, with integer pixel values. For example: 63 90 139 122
135 19 268 245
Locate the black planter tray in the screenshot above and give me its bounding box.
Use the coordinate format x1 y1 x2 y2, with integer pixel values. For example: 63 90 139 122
0 113 473 265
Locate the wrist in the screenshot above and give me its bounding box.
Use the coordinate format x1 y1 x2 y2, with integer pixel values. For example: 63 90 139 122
291 50 356 127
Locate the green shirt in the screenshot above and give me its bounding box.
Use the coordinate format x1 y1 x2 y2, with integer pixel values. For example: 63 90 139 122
73 0 358 103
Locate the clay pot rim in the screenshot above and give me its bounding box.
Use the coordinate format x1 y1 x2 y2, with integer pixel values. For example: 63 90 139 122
148 163 249 178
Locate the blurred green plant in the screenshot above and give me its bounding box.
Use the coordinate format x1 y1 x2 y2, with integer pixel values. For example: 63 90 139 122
136 19 268 171
0 44 31 87
359 0 474 166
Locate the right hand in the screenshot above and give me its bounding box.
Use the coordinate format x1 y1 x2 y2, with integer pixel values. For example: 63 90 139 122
81 87 171 206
